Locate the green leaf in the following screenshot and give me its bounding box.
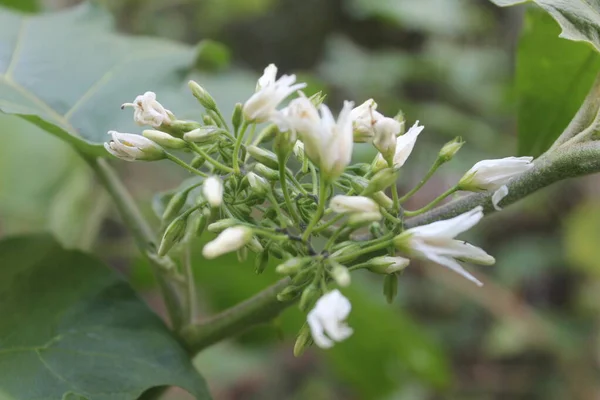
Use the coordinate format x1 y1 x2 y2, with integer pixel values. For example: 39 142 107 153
0 4 198 155
0 0 38 12
516 8 600 156
0 234 211 400
490 0 600 52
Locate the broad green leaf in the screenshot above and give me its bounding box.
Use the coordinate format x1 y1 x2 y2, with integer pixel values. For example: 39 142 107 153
516 8 600 156
0 3 199 155
490 0 600 52
0 234 211 400
0 0 38 12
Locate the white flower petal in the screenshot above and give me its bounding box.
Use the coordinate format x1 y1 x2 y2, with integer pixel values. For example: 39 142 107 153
392 121 424 168
408 206 484 239
492 185 509 211
306 290 353 349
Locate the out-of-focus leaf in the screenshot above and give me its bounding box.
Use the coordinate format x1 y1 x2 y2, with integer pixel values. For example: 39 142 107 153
490 0 600 53
0 0 38 12
0 4 201 155
564 201 600 276
516 8 600 156
196 40 232 72
0 234 211 399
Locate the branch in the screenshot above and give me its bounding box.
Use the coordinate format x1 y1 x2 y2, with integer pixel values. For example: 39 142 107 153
181 141 600 353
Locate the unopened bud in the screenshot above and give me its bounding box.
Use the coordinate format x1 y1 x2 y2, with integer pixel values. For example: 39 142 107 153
255 251 269 274
246 171 270 196
330 195 379 214
347 211 382 228
207 218 238 233
247 237 264 253
254 163 280 181
237 246 248 262
202 115 215 126
183 127 221 143
370 191 394 209
202 226 253 259
189 80 217 111
273 129 295 159
194 210 210 237
292 141 305 162
190 155 206 169
143 129 187 149
276 257 312 275
255 124 279 144
439 137 464 163
330 262 351 287
161 190 190 223
299 284 320 312
247 145 280 170
277 286 300 302
293 325 313 357
363 168 398 195
203 176 223 208
158 215 188 256
232 103 243 133
383 273 398 304
368 256 410 274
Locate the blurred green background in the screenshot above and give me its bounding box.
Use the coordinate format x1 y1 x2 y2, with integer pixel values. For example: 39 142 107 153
2 0 600 399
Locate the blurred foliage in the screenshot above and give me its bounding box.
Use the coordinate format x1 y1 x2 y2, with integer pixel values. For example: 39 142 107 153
2 0 600 399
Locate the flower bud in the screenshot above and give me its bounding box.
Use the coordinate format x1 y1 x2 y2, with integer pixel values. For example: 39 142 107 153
292 140 305 162
373 117 401 160
458 156 534 192
161 190 190 223
202 115 215 126
273 129 295 159
247 145 280 170
255 124 279 144
293 325 312 357
246 172 270 196
439 137 464 163
105 131 166 162
255 251 269 274
190 155 206 169
299 284 320 312
370 191 394 209
363 168 398 195
330 262 351 287
276 257 312 275
194 210 210 237
183 127 221 143
246 236 264 253
142 129 187 149
232 102 243 133
237 247 248 262
383 273 398 304
188 80 217 111
368 256 410 274
347 211 382 228
330 195 379 214
254 163 280 181
158 215 188 256
277 286 300 302
202 226 253 259
167 120 203 137
203 176 223 208
207 218 238 233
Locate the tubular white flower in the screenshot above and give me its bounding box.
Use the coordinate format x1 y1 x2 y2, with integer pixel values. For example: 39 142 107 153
307 290 353 349
394 206 494 286
372 117 402 160
202 226 253 259
330 195 379 214
458 156 534 191
243 64 307 123
203 176 223 208
104 131 165 162
491 184 509 211
121 91 172 127
349 99 383 142
373 121 424 169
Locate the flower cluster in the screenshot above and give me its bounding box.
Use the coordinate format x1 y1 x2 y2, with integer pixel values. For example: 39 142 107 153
106 63 534 354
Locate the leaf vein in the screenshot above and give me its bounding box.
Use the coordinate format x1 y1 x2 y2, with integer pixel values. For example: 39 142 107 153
4 18 27 78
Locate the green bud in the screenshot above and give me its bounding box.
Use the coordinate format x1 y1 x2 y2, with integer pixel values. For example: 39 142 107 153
330 262 351 287
331 243 361 258
346 163 371 176
183 127 221 143
195 210 210 237
255 124 279 144
299 284 320 312
190 155 206 169
349 176 369 194
161 190 190 223
277 286 300 302
158 214 188 256
292 267 316 285
207 218 238 233
369 222 383 238
188 80 217 111
370 191 394 209
347 211 383 228
439 137 464 163
237 247 248 262
246 172 270 196
247 237 264 253
309 91 327 108
255 251 269 274
276 257 312 275
368 256 410 274
383 273 398 304
247 145 280 169
143 129 187 149
168 120 203 137
273 130 295 160
232 103 243 133
254 163 280 181
293 325 313 357
202 115 215 126
363 168 398 195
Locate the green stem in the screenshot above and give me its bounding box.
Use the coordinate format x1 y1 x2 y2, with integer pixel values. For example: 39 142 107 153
279 158 302 224
233 121 249 173
314 213 345 234
182 246 198 324
84 157 185 330
399 159 442 203
302 175 328 241
266 191 288 228
165 153 208 177
404 186 458 217
188 143 234 173
335 239 393 264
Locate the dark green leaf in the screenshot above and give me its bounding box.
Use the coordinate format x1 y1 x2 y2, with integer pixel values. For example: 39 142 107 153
516 8 600 156
0 234 211 400
0 4 198 155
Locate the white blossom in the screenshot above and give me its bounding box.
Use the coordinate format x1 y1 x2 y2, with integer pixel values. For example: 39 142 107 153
372 117 402 160
202 226 253 259
349 99 383 142
243 64 307 122
330 195 379 214
307 290 353 349
394 206 494 286
373 121 424 170
459 156 534 191
203 176 223 208
492 185 509 211
121 91 172 127
104 131 165 162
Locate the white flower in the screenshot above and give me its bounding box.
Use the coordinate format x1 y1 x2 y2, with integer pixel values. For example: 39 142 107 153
394 206 494 286
492 185 509 211
243 64 307 122
349 99 383 142
202 226 253 259
307 290 353 349
459 156 534 191
373 121 424 170
373 117 402 160
203 176 223 208
368 256 410 274
330 195 379 214
104 131 165 162
121 91 172 127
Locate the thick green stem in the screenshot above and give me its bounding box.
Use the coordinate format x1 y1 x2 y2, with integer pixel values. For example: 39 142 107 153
85 157 185 330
